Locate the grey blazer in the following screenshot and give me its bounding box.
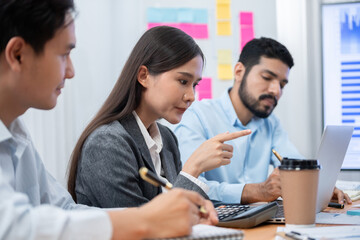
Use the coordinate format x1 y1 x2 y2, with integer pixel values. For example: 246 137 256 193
75 114 208 208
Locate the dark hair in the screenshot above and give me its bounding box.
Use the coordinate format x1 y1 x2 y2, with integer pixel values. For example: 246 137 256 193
0 0 75 54
67 26 204 201
239 37 294 75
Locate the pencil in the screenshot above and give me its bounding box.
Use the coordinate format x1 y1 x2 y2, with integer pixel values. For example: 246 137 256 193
272 149 283 162
139 167 208 214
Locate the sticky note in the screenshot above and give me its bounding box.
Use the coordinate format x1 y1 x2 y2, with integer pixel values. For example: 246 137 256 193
240 25 254 50
240 12 253 25
177 8 194 23
148 8 208 24
196 77 212 100
217 21 232 35
147 23 163 29
178 23 193 35
193 9 208 24
147 8 177 23
192 24 209 39
217 0 230 4
239 12 254 50
218 50 232 65
218 64 233 80
216 3 231 19
148 23 180 30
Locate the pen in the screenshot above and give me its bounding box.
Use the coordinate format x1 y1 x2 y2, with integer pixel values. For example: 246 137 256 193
272 149 283 162
285 231 316 240
139 167 173 190
139 167 208 214
328 202 344 209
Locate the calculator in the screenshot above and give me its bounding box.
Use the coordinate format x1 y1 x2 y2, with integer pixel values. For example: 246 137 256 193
214 201 278 228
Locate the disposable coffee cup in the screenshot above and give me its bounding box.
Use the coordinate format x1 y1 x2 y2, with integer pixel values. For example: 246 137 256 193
279 158 321 228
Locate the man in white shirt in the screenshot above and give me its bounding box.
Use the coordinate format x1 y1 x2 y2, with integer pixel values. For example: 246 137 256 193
0 0 217 239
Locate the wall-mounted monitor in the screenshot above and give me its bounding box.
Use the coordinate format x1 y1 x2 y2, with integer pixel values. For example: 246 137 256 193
322 1 360 169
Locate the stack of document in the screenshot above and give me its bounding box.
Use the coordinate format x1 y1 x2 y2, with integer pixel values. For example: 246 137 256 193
344 190 360 201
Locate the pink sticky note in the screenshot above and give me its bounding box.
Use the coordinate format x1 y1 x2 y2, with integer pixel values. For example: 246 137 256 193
148 23 208 39
179 23 193 36
198 91 212 100
192 24 209 39
240 12 253 25
240 25 254 50
148 23 180 30
196 77 212 100
147 23 163 29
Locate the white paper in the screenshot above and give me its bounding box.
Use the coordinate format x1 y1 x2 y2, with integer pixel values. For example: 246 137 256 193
277 226 360 240
190 224 243 238
336 180 360 190
316 212 360 224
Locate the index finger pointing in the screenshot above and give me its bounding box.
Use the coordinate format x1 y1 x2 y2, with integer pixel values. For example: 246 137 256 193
213 130 251 142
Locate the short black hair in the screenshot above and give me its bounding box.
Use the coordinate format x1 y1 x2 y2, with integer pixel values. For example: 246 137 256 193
0 0 75 54
239 37 294 73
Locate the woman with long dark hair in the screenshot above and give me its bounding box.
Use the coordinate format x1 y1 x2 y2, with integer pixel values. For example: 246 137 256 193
67 26 250 207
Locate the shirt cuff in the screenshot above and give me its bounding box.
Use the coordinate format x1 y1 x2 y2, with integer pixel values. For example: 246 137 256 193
180 171 209 193
65 209 113 240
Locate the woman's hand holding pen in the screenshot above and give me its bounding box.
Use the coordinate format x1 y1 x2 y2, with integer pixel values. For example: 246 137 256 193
108 189 217 239
199 199 219 225
140 189 217 238
183 130 251 178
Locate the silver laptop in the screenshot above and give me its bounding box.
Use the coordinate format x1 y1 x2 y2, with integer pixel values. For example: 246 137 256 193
269 125 354 223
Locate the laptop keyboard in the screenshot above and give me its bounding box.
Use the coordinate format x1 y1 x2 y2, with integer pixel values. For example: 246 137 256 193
274 203 284 218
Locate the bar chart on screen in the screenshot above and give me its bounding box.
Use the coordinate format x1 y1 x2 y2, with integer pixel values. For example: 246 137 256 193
322 2 360 169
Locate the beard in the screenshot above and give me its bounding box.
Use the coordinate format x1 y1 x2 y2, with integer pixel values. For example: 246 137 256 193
238 75 278 118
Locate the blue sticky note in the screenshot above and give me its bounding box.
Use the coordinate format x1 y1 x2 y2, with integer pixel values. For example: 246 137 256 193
177 8 194 23
347 209 360 216
193 9 208 24
147 8 177 23
147 8 163 22
162 8 177 22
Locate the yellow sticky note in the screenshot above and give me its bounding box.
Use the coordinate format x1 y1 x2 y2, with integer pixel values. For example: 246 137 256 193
218 50 232 65
217 21 232 35
216 3 231 19
218 64 233 80
217 0 230 4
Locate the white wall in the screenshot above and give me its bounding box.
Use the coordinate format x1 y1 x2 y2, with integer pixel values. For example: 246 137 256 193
274 0 322 159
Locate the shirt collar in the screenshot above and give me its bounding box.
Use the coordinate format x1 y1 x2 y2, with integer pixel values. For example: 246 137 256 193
0 120 12 143
132 111 163 154
0 118 29 142
219 88 264 131
219 88 242 128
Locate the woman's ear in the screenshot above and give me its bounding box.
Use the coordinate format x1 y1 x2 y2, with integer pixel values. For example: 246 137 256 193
137 65 150 88
5 37 26 72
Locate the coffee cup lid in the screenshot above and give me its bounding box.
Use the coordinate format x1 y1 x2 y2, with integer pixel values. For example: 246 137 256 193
279 158 321 170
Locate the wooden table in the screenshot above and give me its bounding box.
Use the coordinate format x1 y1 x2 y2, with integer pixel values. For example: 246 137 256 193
241 200 360 240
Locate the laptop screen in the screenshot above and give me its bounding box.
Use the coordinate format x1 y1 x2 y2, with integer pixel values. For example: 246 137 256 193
316 125 354 212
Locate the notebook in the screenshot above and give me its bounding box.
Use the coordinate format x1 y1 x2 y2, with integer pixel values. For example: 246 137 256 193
269 125 354 223
151 224 244 240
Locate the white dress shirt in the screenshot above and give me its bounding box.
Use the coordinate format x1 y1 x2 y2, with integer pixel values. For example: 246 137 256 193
133 111 208 193
0 118 112 240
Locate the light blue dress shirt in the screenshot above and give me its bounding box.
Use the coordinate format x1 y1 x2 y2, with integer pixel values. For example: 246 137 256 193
0 118 112 240
173 89 303 203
